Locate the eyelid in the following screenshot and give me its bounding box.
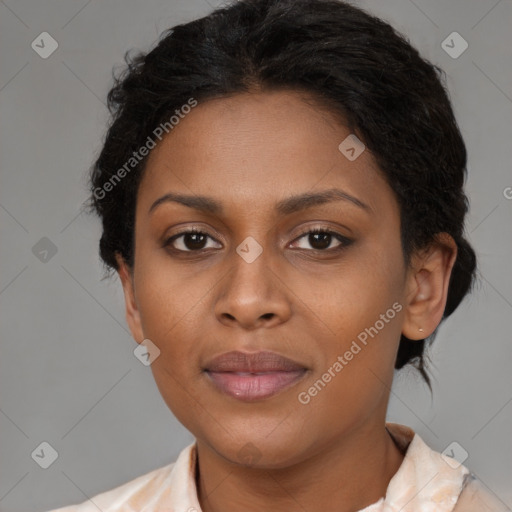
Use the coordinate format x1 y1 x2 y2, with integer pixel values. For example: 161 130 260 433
163 223 223 242
293 223 347 238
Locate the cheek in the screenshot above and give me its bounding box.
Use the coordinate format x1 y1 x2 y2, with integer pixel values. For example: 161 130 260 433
134 246 208 337
298 249 404 343
297 296 403 436
133 262 209 427
132 268 201 396
298 246 405 400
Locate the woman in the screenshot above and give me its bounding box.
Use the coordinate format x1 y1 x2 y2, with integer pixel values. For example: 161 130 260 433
48 0 509 510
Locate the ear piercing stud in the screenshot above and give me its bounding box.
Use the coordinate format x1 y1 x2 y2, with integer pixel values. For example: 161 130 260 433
418 328 424 332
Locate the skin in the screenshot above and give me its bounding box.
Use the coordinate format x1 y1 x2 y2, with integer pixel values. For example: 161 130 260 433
116 89 457 512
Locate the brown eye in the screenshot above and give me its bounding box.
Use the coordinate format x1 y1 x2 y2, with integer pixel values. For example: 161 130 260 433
165 230 221 252
307 232 334 250
291 228 352 252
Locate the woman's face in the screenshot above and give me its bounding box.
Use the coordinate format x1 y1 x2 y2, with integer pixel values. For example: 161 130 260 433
121 90 414 467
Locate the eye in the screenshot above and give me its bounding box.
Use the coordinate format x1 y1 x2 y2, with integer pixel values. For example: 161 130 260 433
290 228 351 252
164 226 352 254
165 228 221 252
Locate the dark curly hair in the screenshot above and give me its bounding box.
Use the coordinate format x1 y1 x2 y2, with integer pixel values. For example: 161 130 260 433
88 0 477 388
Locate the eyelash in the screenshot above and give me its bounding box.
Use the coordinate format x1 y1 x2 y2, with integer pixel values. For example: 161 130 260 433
163 226 353 254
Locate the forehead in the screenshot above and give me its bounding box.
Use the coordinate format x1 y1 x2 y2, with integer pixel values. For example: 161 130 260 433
138 90 395 220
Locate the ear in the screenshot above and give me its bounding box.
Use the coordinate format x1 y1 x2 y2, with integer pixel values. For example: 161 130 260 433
402 233 458 340
116 253 144 344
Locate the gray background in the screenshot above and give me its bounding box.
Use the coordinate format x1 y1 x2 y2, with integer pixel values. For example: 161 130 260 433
0 0 511 510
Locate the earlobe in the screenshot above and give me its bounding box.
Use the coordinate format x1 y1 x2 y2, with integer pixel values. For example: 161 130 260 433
402 234 458 340
115 253 144 344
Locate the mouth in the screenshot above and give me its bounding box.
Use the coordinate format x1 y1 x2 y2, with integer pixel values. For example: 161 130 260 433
203 350 308 401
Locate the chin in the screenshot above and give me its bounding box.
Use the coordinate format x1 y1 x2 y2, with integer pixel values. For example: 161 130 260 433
203 427 314 470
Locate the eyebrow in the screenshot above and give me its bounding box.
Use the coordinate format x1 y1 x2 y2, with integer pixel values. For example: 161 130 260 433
148 188 371 216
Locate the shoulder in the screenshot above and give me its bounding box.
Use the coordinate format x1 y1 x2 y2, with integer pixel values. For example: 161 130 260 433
452 473 511 512
384 423 510 512
46 442 197 512
47 462 176 512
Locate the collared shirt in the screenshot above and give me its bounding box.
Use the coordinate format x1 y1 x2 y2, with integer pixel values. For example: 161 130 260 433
48 423 510 511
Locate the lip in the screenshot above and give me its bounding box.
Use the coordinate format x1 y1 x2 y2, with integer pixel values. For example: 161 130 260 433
204 351 308 401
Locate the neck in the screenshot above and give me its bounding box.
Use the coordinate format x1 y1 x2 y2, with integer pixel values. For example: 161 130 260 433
196 421 405 512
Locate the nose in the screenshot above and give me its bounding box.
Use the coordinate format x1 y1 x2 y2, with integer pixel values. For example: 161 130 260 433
214 247 292 330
